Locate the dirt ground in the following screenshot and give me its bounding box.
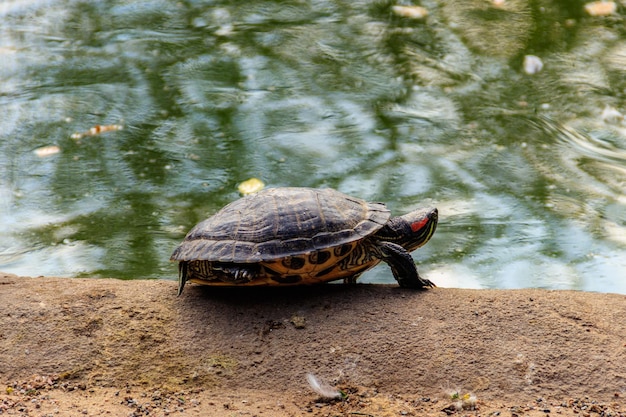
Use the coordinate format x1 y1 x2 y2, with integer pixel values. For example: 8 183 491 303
1 273 626 417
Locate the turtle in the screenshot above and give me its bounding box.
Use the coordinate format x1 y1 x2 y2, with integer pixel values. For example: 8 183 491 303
171 187 438 295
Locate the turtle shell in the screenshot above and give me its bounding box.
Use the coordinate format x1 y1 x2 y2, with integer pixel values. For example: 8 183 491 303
170 187 390 264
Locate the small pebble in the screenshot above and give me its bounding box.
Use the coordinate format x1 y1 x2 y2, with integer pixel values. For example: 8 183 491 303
290 314 306 329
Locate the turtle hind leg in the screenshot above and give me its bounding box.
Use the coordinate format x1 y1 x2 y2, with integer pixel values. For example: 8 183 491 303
211 262 261 284
183 261 261 287
377 241 435 289
199 262 261 285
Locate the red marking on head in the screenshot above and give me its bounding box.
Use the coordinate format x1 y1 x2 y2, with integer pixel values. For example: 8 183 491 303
411 217 429 233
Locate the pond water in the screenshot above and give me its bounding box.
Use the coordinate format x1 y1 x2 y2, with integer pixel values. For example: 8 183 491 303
1 0 625 293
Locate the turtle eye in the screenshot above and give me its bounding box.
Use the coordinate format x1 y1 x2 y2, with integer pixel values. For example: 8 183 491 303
410 217 429 233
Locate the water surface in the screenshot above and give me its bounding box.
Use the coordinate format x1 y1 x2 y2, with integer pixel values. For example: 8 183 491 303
1 0 625 293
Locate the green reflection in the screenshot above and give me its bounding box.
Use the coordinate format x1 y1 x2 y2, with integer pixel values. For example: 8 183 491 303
1 0 625 292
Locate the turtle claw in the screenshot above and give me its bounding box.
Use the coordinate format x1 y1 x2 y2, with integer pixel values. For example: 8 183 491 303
177 263 188 296
214 263 260 284
398 275 436 289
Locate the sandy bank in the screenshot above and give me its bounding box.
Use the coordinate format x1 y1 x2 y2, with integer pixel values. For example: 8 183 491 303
1 273 625 416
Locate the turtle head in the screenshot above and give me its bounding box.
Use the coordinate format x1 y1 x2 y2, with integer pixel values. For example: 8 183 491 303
378 208 438 251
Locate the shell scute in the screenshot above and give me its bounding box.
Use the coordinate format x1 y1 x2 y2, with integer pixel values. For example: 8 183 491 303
170 187 390 264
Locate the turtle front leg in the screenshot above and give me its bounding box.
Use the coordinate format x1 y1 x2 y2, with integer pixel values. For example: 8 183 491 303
377 241 435 289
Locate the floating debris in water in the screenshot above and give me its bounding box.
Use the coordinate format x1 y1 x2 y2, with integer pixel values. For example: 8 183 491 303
601 105 624 125
237 178 265 195
34 145 61 158
306 373 343 400
71 124 123 140
523 55 543 75
391 5 428 19
215 24 234 37
584 1 616 16
0 47 17 55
